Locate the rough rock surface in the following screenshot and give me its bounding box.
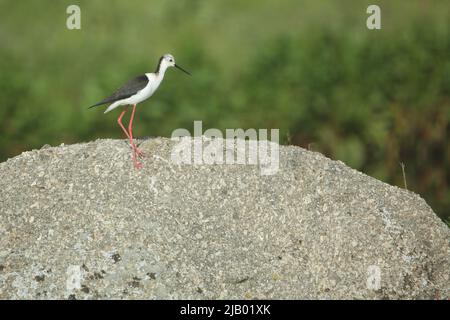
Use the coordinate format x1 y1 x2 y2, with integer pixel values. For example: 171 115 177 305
0 138 449 300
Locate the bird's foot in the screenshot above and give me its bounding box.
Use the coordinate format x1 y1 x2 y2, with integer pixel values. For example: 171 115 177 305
134 147 145 158
133 160 143 169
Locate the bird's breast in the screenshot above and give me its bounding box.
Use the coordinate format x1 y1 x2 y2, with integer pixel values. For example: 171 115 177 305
142 73 162 98
128 74 161 104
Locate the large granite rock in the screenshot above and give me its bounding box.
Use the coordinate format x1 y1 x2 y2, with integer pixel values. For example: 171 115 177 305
0 138 448 299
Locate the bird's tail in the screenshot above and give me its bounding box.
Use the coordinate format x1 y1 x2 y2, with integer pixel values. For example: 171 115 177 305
88 99 122 113
104 101 121 114
88 101 107 109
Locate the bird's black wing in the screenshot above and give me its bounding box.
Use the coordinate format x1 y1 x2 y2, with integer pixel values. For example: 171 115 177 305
89 75 149 108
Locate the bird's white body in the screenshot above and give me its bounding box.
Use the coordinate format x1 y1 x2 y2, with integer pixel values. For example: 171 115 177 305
104 72 164 113
99 54 190 114
92 53 190 169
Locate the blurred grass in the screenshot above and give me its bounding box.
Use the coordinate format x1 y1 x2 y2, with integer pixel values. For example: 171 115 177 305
0 0 449 222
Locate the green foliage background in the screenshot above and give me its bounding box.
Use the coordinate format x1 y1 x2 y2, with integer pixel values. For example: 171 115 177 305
0 0 449 222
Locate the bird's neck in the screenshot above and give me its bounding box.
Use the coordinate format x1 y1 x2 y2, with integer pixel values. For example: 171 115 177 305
159 64 169 75
156 63 168 79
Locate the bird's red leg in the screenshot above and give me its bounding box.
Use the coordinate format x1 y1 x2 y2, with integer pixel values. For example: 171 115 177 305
128 104 144 158
117 107 131 140
118 106 141 155
128 104 143 168
118 106 141 168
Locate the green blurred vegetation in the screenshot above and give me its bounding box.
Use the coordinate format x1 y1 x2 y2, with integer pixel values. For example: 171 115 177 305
0 0 449 222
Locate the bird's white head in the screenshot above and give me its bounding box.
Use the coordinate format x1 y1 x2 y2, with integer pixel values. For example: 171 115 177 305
162 54 176 68
156 53 191 75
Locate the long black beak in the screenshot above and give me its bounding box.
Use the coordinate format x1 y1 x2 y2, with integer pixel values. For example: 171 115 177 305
175 64 191 76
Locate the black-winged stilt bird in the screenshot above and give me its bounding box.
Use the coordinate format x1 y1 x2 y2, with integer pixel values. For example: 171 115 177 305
89 54 191 169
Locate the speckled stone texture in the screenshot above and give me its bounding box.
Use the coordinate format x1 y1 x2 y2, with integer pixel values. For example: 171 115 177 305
0 138 449 299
